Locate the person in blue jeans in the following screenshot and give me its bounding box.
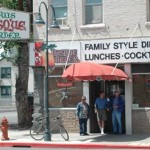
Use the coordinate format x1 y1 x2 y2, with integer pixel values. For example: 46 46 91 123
76 96 90 136
110 89 125 134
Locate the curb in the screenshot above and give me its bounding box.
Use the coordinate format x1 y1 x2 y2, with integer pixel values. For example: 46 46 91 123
0 142 150 149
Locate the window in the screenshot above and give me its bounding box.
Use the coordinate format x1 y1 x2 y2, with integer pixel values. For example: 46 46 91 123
1 67 11 78
52 0 68 26
133 74 150 107
1 86 11 96
132 64 150 107
49 67 83 108
85 0 103 24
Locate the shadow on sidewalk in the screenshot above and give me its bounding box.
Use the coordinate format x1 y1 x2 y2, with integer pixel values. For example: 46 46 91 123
76 134 150 143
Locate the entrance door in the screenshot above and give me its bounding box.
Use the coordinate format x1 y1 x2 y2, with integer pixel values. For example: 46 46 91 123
89 80 104 133
89 80 125 134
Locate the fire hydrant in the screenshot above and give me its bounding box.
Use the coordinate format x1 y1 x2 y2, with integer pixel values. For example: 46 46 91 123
0 117 9 140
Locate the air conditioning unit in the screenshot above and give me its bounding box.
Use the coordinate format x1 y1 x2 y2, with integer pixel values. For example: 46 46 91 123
57 18 68 26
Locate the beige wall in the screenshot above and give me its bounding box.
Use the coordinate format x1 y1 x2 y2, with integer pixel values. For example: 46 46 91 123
49 109 79 133
33 0 149 42
132 108 150 134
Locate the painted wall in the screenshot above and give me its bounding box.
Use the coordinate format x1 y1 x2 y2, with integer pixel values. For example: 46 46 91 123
0 58 34 107
33 0 150 42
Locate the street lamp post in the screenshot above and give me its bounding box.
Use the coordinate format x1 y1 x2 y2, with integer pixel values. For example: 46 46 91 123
35 2 60 141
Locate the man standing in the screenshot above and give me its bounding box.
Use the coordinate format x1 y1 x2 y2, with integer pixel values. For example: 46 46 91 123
94 91 109 134
111 89 125 134
76 96 90 136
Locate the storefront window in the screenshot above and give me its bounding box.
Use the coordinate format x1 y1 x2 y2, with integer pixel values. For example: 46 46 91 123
133 74 150 107
48 67 83 108
105 81 125 97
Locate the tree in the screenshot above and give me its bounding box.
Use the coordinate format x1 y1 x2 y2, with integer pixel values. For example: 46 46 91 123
0 0 33 128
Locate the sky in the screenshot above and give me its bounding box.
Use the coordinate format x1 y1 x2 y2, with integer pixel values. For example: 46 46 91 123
0 48 4 59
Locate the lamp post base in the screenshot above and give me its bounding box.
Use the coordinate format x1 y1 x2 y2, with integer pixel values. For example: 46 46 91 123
44 130 51 141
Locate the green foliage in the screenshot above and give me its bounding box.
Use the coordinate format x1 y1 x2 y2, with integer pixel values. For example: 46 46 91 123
3 41 21 51
0 41 21 65
0 0 19 9
0 0 28 11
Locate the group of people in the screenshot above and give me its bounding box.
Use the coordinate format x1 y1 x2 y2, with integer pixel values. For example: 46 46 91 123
76 90 125 136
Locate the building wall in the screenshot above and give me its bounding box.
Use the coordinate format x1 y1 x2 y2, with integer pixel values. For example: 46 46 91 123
0 59 17 106
32 67 44 114
0 58 34 107
49 109 79 133
132 108 150 134
33 0 150 134
33 0 150 41
28 67 34 94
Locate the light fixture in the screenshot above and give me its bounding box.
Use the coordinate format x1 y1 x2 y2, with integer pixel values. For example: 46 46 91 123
35 2 60 141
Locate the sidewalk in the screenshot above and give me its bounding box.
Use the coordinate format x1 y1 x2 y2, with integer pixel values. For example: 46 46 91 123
1 129 150 149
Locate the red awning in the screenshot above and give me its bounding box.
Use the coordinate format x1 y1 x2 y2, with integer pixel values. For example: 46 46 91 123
62 62 128 81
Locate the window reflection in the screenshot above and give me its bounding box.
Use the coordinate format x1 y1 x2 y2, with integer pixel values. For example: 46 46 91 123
48 67 83 108
133 74 150 107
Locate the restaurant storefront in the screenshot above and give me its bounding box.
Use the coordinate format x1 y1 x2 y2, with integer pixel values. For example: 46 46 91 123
30 37 150 134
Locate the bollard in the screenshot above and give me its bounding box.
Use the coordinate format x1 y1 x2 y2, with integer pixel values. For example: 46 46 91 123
0 116 9 140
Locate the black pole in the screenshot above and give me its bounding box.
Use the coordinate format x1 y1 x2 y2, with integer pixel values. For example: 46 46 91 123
36 2 59 141
38 2 50 141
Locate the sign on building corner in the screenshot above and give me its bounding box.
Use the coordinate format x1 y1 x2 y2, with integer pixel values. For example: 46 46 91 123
0 8 30 40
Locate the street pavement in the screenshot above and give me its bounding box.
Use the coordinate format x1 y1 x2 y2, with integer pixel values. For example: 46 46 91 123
0 129 150 149
0 108 150 149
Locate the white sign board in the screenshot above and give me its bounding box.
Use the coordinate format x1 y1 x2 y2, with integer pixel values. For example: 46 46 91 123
0 8 30 40
81 38 150 64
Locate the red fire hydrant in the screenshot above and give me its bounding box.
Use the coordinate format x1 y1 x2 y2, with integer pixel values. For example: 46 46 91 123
0 117 9 140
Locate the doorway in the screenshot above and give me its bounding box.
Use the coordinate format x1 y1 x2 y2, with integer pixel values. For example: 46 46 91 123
89 80 104 133
89 80 125 134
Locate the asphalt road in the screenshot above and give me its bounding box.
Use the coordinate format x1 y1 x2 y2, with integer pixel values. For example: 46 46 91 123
0 111 17 124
